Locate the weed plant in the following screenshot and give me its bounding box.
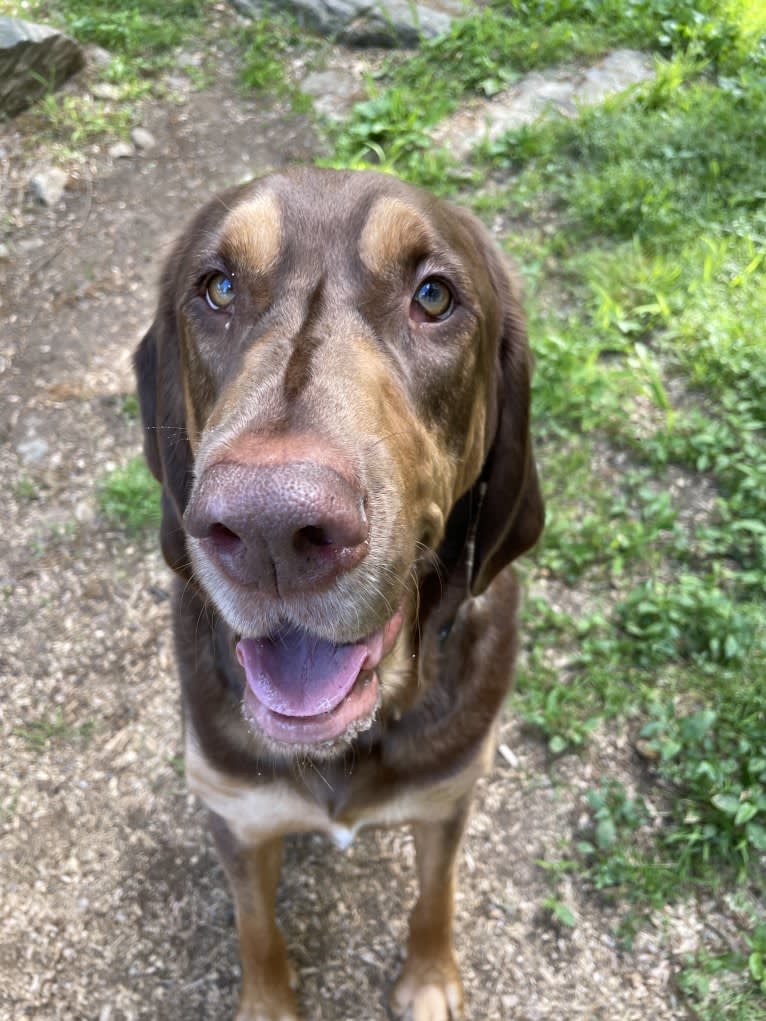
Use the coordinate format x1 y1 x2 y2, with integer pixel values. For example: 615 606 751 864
97 456 161 534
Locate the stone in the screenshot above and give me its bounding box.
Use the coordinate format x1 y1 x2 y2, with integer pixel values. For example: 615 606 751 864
131 127 157 151
86 44 113 68
176 51 203 68
300 67 365 120
576 48 655 104
29 166 69 207
0 16 84 118
229 0 465 48
91 82 120 101
108 141 134 160
434 49 656 158
16 435 49 465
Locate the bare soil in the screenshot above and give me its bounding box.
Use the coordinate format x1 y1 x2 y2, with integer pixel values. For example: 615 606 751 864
0 54 718 1021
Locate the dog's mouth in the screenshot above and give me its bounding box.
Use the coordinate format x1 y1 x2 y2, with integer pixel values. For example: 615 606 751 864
236 607 404 746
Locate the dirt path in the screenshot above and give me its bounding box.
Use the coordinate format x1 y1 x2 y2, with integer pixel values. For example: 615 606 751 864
1 71 696 1021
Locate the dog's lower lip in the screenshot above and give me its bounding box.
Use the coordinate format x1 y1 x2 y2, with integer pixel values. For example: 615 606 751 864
242 669 381 745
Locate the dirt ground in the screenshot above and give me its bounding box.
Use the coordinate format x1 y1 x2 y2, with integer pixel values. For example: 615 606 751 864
0 53 718 1021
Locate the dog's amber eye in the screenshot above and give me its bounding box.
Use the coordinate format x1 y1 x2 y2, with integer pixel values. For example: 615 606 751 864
412 278 453 321
205 272 235 310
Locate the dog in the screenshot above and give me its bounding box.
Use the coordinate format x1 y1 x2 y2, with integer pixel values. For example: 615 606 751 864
134 167 544 1021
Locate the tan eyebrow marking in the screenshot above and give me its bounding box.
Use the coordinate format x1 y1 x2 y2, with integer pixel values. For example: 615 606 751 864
220 190 282 272
359 196 437 275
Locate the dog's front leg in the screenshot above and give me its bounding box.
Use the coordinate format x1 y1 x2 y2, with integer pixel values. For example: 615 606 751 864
392 799 470 1021
209 814 300 1021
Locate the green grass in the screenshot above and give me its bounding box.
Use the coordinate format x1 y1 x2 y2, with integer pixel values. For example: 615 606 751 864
9 0 205 57
97 456 161 533
237 15 313 112
457 28 766 1013
14 710 94 750
3 0 309 145
1 0 207 146
14 476 40 502
679 926 766 1021
240 18 293 94
501 59 766 890
2 0 310 145
328 0 766 186
309 4 766 1012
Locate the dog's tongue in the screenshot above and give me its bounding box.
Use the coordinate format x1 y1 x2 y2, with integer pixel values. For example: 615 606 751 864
236 628 375 718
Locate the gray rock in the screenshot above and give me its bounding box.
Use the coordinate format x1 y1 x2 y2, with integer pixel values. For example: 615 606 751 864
176 50 203 68
575 48 655 104
434 49 656 158
131 126 157 150
17 435 49 465
85 44 113 68
230 0 465 47
108 141 134 160
91 81 120 101
29 166 69 207
301 67 365 120
0 16 84 118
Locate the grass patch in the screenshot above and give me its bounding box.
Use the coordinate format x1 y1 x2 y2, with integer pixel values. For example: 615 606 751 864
444 7 766 989
1 0 206 146
240 18 293 94
120 393 140 420
14 476 40 502
482 63 766 247
5 0 306 145
329 0 766 185
238 15 313 112
679 932 766 1021
97 456 161 534
12 0 205 58
14 711 94 750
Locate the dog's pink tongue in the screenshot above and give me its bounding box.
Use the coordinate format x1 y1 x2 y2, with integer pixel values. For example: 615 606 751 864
236 629 369 718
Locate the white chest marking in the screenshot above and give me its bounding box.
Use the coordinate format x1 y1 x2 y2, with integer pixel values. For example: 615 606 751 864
330 824 360 850
184 725 493 847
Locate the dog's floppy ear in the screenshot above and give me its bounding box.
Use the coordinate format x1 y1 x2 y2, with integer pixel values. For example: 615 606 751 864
134 319 162 480
469 264 544 596
133 282 193 579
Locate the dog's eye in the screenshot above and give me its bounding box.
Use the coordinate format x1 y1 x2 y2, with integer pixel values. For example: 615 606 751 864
412 278 453 321
205 272 235 310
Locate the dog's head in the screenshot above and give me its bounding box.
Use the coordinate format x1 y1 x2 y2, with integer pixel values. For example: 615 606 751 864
135 168 543 755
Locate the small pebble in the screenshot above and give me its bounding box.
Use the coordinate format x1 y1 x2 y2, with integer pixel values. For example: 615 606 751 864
91 82 120 100
30 167 68 207
131 127 157 151
109 141 135 160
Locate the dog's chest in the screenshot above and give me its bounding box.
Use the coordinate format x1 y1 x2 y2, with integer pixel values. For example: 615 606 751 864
185 730 476 847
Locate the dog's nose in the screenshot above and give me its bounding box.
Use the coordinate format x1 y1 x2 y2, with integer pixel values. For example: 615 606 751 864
184 460 370 595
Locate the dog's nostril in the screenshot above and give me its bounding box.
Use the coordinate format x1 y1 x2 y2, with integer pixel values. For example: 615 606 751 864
208 522 242 552
296 524 333 549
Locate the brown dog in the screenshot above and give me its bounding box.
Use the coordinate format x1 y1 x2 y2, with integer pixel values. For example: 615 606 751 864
134 167 543 1021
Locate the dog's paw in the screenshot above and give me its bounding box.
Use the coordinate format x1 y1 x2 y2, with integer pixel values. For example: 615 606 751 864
235 985 301 1021
391 956 464 1021
235 1005 301 1021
